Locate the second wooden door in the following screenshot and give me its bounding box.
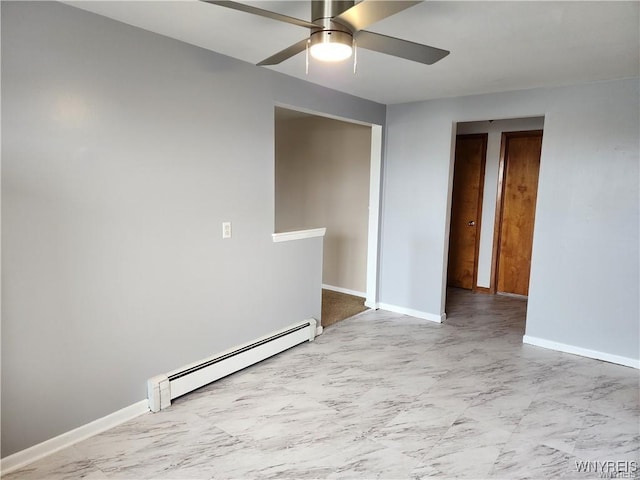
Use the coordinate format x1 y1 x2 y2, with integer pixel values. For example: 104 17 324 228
494 131 542 296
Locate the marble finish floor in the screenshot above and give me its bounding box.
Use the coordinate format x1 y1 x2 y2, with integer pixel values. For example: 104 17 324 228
7 289 639 479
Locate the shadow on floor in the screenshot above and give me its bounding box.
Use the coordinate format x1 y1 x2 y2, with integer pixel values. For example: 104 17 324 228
445 287 528 335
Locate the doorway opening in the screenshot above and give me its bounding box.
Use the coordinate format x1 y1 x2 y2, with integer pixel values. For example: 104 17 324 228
445 117 544 331
274 106 382 328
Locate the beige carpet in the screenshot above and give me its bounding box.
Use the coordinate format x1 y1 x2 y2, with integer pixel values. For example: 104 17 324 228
321 289 369 328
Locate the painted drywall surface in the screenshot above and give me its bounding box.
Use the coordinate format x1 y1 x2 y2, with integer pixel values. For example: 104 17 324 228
275 113 371 293
379 102 455 316
381 79 639 361
456 117 545 288
1 1 384 457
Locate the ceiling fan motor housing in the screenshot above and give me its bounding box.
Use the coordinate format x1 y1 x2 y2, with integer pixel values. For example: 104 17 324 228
311 0 354 24
309 29 353 49
310 0 355 52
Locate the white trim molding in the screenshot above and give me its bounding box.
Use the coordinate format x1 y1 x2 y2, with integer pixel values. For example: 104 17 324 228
366 124 383 309
0 400 149 475
523 335 640 369
376 303 445 323
272 227 326 243
322 284 366 298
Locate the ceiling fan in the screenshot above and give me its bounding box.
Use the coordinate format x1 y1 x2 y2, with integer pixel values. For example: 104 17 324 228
202 0 449 66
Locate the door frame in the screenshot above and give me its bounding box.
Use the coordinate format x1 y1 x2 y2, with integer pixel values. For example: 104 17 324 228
447 133 488 292
365 124 383 307
490 130 543 294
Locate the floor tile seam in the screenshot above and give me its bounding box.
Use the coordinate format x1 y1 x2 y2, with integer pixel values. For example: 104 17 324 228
15 444 107 480
202 420 271 454
592 379 640 401
509 408 572 436
584 402 640 422
539 438 580 457
356 434 427 469
578 404 640 432
469 404 525 452
213 402 340 432
410 409 504 461
507 409 582 458
470 392 537 429
83 459 111 480
73 432 171 466
407 420 462 467
507 382 542 411
525 394 591 414
488 426 524 467
493 427 580 467
70 444 114 478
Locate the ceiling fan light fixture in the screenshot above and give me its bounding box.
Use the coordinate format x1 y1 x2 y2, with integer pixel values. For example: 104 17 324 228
309 30 353 62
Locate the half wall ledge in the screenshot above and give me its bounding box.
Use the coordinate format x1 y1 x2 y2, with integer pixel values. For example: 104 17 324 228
272 228 327 243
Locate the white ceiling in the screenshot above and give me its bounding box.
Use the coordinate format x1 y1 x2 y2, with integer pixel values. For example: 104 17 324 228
65 1 640 105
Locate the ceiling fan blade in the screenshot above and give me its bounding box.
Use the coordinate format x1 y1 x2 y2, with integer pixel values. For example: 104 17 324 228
356 30 449 65
333 1 422 32
202 1 319 29
257 38 309 66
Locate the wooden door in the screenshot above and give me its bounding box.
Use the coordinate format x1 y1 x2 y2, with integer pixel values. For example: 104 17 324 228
447 134 487 290
494 131 542 296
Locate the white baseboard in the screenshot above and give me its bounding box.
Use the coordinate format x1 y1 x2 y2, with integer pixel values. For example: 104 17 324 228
1 400 149 475
522 335 640 369
376 303 444 323
322 284 366 298
315 325 324 336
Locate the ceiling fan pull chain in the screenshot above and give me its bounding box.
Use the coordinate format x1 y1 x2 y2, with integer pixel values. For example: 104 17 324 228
353 37 357 74
305 39 310 75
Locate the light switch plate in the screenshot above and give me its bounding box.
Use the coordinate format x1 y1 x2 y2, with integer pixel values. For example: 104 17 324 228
222 222 231 239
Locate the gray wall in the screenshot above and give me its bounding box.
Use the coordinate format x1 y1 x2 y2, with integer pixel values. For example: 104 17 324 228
1 1 385 457
275 111 371 293
381 79 639 362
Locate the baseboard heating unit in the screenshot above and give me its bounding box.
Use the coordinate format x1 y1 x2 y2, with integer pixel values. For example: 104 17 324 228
147 318 317 412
